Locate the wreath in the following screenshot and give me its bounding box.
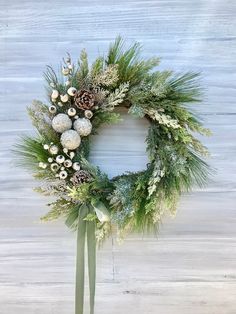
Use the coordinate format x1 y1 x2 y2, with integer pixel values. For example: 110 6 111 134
16 37 211 314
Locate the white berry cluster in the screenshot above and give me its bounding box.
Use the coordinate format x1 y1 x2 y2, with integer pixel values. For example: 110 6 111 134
42 54 96 181
50 54 74 92
38 143 81 180
49 90 93 152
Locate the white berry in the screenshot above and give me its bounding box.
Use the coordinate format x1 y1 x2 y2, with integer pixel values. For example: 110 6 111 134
67 87 77 96
51 90 59 99
39 162 47 169
72 162 80 171
56 155 65 164
64 159 72 168
49 145 59 155
49 105 57 114
68 108 77 117
59 170 68 179
62 67 70 76
60 94 69 103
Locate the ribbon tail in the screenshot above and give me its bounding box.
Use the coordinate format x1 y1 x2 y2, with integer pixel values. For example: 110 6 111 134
75 205 87 314
87 206 96 314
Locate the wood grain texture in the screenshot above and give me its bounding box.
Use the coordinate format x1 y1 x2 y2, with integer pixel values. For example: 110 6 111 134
0 0 236 313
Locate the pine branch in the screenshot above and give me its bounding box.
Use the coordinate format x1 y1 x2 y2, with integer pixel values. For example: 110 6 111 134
101 82 129 111
27 100 59 142
106 36 159 86
77 49 89 83
13 136 47 169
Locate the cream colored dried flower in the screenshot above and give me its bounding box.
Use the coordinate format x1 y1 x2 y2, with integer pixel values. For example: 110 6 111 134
94 64 119 87
147 109 181 129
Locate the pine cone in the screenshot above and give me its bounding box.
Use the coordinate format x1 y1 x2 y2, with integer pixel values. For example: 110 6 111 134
71 170 92 185
74 90 95 110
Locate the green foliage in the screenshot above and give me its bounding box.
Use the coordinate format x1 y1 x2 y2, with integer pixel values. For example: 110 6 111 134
92 111 122 130
77 49 89 83
101 82 129 111
27 100 59 142
16 37 212 242
44 66 68 97
91 57 104 78
93 64 119 87
106 36 160 86
14 136 46 168
44 66 58 88
167 72 201 103
77 137 90 159
68 184 91 203
42 198 74 222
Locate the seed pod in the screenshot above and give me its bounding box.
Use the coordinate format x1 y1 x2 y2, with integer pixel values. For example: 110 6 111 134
67 87 77 96
60 94 69 103
51 90 59 99
67 108 77 117
59 170 68 179
56 155 65 164
49 105 57 114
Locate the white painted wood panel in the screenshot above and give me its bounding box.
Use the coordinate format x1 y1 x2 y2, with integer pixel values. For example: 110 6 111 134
0 0 236 313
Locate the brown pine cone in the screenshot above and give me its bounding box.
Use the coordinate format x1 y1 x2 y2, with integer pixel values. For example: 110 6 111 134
74 90 95 110
71 170 92 185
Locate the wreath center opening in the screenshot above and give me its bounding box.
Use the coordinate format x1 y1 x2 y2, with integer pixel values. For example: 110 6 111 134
89 108 149 178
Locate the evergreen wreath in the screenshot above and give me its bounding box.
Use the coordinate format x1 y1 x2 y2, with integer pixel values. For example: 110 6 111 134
15 37 211 314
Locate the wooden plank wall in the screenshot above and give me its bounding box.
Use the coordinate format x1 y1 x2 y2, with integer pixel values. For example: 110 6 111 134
0 0 236 313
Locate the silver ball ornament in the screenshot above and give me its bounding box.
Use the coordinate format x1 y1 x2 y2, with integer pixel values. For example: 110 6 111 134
60 130 81 150
52 113 72 133
74 118 92 137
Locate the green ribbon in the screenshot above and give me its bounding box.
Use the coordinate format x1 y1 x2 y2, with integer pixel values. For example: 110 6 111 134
87 205 96 314
91 199 110 223
75 204 96 314
74 200 110 314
